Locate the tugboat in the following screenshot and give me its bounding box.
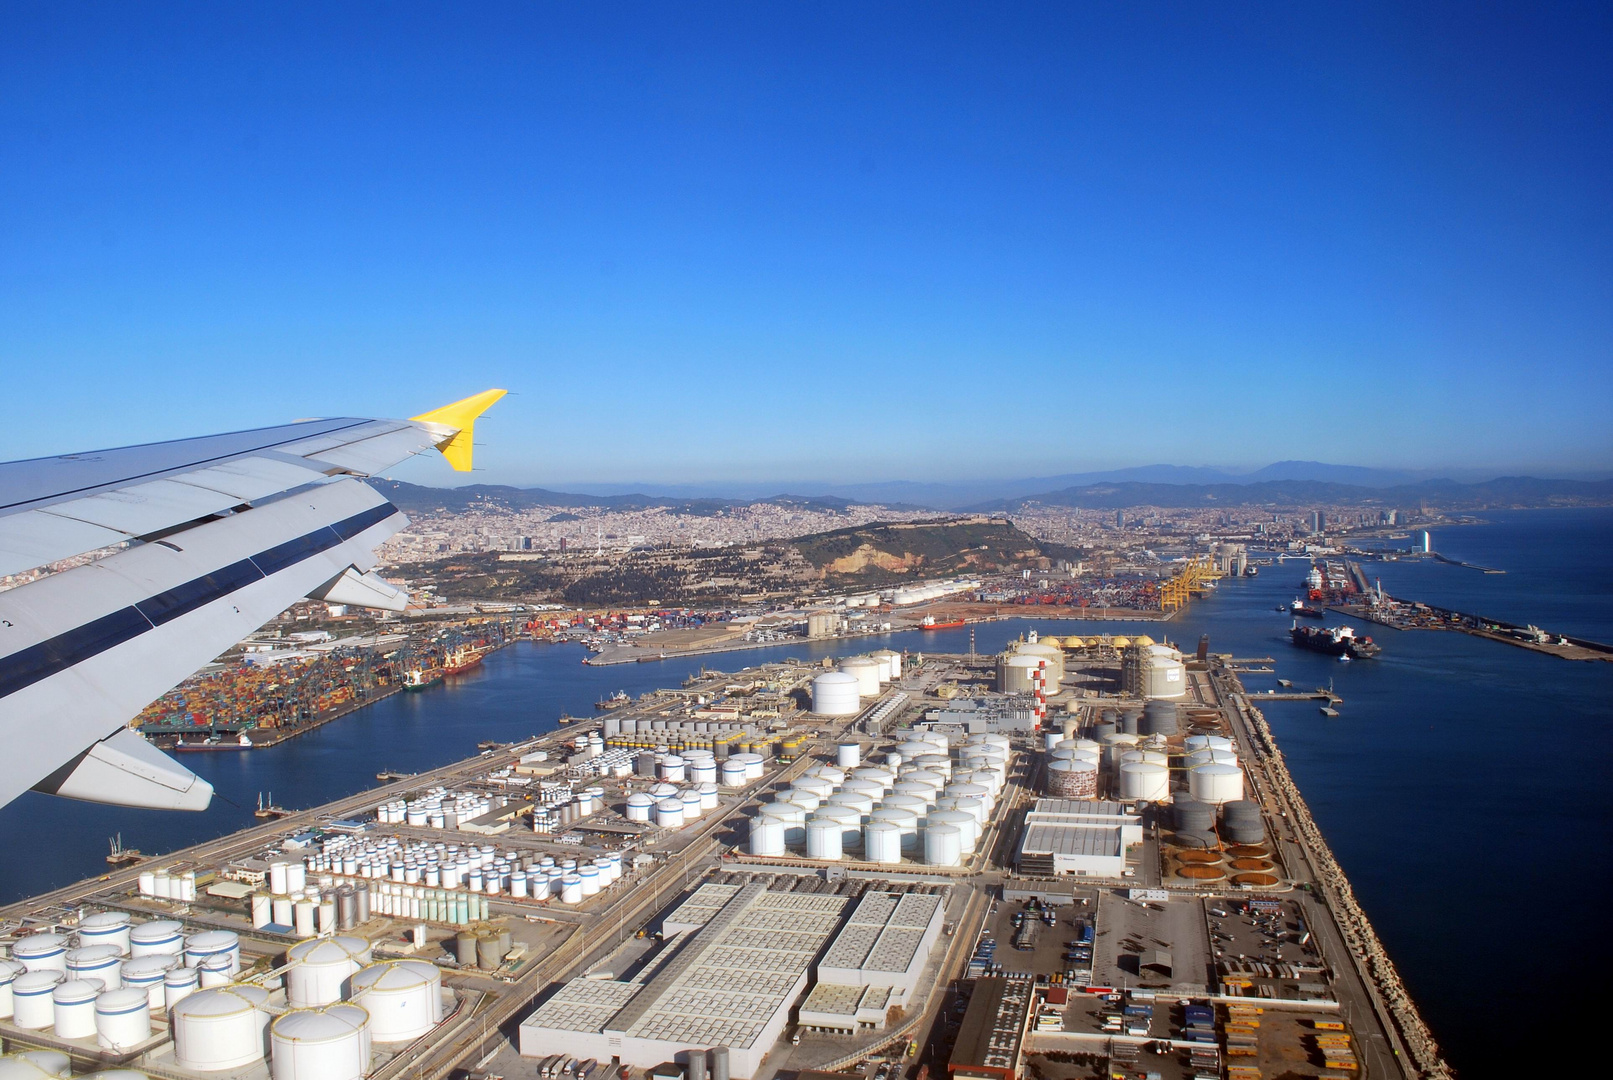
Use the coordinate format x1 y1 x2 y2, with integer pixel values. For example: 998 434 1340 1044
1290 623 1381 659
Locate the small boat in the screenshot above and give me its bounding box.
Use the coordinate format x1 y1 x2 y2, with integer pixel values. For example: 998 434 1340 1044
1320 706 1340 718
1277 678 1292 688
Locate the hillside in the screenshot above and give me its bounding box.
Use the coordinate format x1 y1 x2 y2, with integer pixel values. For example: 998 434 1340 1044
366 479 865 516
976 476 1613 512
791 518 1074 584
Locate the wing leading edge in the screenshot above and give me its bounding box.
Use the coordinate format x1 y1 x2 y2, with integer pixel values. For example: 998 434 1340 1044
0 390 505 812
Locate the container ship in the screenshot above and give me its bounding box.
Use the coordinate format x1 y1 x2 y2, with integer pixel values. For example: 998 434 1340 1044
1290 623 1381 659
441 644 485 676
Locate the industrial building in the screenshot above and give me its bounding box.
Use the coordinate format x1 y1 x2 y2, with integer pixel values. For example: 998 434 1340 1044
919 699 1038 735
518 877 850 1079
1015 800 1142 878
948 974 1035 1080
797 887 946 1034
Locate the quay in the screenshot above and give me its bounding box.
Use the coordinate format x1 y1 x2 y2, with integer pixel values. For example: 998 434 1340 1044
1332 596 1613 663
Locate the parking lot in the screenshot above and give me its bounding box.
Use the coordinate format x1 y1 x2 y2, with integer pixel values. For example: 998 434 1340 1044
1206 896 1331 1000
970 887 1102 986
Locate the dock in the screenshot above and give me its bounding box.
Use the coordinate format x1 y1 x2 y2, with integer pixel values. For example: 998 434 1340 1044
1330 597 1613 662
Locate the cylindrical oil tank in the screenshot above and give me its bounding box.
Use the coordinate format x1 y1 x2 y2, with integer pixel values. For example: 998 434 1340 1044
748 815 786 857
0 1052 70 1079
811 672 862 716
795 775 835 800
66 945 123 989
655 799 685 829
269 1004 371 1080
1188 763 1244 805
13 934 69 974
559 876 583 905
579 866 601 897
659 755 686 783
286 937 370 1008
0 959 23 1020
881 793 928 817
804 764 846 785
719 761 748 788
163 965 200 1010
836 742 861 768
173 985 271 1071
1118 749 1169 768
805 818 844 860
780 787 821 813
946 795 988 827
927 809 978 853
119 955 174 1011
1049 747 1100 768
997 654 1042 694
760 801 806 846
94 988 151 1050
1141 697 1181 732
679 790 701 821
52 980 100 1038
814 805 862 848
923 825 963 867
1099 733 1140 766
698 783 719 810
184 932 240 975
349 961 442 1042
477 933 509 969
1185 735 1236 755
870 649 902 681
890 781 937 806
198 957 234 989
12 971 63 1029
1118 762 1170 802
687 1049 708 1080
1185 748 1239 769
711 1046 731 1080
77 912 133 956
870 808 918 851
840 658 884 698
826 790 875 817
1046 759 1098 799
850 767 894 792
864 821 902 864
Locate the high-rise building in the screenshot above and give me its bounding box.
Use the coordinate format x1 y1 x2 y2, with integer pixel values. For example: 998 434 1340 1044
1311 510 1324 533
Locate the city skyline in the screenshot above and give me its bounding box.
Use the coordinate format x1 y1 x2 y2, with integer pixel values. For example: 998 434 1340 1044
3 3 1609 484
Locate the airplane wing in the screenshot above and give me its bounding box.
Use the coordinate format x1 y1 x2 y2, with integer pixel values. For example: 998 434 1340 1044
0 388 505 813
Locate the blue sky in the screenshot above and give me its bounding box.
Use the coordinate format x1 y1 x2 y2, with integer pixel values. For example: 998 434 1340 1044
2 3 1609 487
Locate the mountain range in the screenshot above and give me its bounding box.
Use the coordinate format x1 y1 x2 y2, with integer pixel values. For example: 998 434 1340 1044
370 463 1613 514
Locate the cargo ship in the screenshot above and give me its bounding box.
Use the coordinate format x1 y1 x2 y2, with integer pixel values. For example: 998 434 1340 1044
1290 623 1381 659
402 668 443 691
1288 598 1325 619
919 615 966 630
173 732 254 751
442 644 485 676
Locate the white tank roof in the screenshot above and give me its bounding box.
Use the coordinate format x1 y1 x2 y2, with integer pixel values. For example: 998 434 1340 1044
272 1003 370 1041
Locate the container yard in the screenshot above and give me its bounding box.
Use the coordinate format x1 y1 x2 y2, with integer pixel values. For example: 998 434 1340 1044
0 638 1447 1080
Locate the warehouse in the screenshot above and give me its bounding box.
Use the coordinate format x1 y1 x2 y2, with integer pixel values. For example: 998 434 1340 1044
814 889 946 1005
518 878 850 1079
1015 800 1143 878
949 974 1035 1080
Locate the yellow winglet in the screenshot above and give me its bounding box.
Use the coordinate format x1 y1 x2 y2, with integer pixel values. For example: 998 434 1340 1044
411 388 507 472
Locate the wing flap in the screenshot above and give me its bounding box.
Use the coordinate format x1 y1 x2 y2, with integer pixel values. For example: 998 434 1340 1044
0 511 130 577
40 478 243 535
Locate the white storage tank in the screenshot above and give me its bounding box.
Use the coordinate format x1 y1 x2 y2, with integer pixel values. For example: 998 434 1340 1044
559 876 583 905
1188 763 1245 805
871 649 903 680
1185 735 1236 755
737 753 765 781
94 988 151 1050
172 986 271 1072
269 1003 371 1080
719 761 749 789
286 937 371 1008
835 742 861 769
748 815 786 858
864 821 902 865
1118 762 1170 802
164 965 200 1010
349 960 442 1043
881 794 928 819
129 921 184 959
997 653 1043 694
0 959 24 1020
66 945 123 989
184 932 240 975
760 801 806 845
926 809 978 853
119 956 175 1011
659 756 686 783
825 790 875 817
810 672 861 716
77 912 133 956
923 825 963 867
850 768 894 792
814 805 862 849
13 934 69 974
625 794 655 822
52 980 100 1038
780 788 821 813
680 790 702 821
805 818 843 860
794 775 835 800
698 783 719 810
1185 749 1239 769
0 1052 70 1079
11 971 63 1029
840 658 884 698
655 799 685 829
